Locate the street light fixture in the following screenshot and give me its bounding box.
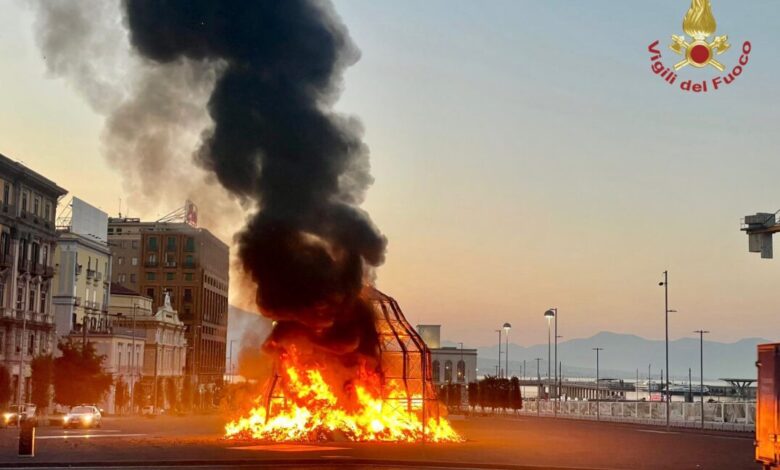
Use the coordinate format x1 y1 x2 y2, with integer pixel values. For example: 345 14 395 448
503 323 511 378
658 271 676 431
694 329 709 429
544 308 558 401
593 347 604 421
544 309 554 384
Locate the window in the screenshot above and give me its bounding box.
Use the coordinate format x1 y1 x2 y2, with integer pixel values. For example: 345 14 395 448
146 272 156 281
457 360 466 382
0 281 4 307
184 237 195 252
166 272 175 281
16 285 23 310
444 360 453 383
184 288 193 302
33 196 40 215
147 254 157 265
184 273 193 281
146 288 155 300
118 274 126 283
21 191 27 212
28 333 34 355
0 331 4 353
148 237 158 250
432 360 440 382
184 255 194 268
44 202 51 221
166 236 176 251
130 274 137 283
39 287 46 314
131 257 138 266
131 240 139 249
2 183 8 205
117 257 124 265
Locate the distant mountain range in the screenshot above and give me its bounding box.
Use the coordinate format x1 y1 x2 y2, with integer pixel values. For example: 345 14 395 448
445 331 768 381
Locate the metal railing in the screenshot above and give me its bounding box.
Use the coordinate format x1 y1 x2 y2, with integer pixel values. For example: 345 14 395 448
520 400 755 432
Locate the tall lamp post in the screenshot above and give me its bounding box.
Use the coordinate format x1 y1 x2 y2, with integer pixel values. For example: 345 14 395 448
694 329 709 429
503 323 511 378
593 347 603 421
544 308 557 398
658 271 676 430
228 339 239 385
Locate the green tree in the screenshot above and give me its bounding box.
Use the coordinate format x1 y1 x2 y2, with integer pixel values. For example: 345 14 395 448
53 340 113 407
0 365 11 407
31 354 54 411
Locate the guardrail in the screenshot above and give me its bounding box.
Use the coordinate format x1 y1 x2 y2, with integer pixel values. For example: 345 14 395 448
520 400 755 432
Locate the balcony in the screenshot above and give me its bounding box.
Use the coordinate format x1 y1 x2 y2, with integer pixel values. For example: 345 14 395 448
32 263 44 276
17 259 30 273
145 260 159 268
44 266 54 278
86 269 96 279
164 261 177 268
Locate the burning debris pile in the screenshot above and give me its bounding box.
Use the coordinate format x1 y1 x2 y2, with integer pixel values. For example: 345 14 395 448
118 0 459 442
224 288 460 442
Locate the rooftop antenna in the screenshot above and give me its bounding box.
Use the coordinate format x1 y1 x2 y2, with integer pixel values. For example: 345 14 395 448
118 197 123 218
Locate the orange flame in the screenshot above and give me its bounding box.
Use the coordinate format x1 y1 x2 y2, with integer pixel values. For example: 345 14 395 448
225 353 461 443
683 0 717 40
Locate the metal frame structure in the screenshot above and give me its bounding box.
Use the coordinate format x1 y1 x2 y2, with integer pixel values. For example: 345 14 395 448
262 287 440 435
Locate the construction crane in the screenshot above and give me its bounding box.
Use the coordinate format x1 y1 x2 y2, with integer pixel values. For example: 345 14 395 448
741 211 780 258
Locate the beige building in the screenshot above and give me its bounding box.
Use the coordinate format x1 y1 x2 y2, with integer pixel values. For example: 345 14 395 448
111 284 187 411
417 324 478 385
0 153 67 404
68 327 145 414
52 198 112 338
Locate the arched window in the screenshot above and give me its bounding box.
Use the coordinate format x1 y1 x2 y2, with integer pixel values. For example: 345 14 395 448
457 360 466 382
432 360 440 382
444 360 453 383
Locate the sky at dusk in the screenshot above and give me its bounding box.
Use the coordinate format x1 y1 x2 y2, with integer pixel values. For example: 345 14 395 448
1 1 779 347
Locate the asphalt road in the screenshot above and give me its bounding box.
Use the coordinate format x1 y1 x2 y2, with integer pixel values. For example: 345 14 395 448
0 414 756 469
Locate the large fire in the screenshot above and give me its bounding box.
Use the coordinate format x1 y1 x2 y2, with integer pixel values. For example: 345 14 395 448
224 350 461 443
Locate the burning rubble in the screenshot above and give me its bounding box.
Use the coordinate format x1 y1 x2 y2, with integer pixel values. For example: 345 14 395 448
119 0 459 442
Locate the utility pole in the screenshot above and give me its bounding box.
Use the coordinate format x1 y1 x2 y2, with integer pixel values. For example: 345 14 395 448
658 271 675 430
648 364 651 401
495 329 502 378
535 357 542 416
593 348 603 421
694 330 709 429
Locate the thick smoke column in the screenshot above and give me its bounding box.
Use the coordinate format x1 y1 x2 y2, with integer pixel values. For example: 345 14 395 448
124 1 387 364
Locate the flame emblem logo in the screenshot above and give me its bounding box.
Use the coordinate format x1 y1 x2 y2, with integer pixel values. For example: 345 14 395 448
670 0 730 71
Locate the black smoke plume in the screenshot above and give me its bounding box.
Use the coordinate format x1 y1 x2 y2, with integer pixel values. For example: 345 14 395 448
124 1 387 364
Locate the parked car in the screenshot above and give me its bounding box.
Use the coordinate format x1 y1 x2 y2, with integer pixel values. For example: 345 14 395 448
1 404 37 427
62 405 102 429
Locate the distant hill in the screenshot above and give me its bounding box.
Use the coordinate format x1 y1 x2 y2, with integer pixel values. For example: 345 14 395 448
445 331 769 381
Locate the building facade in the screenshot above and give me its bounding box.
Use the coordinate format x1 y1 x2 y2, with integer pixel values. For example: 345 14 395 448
416 324 478 385
111 286 187 412
0 153 67 404
108 218 228 392
52 198 112 339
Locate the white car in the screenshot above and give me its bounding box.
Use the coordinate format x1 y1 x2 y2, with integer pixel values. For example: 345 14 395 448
63 405 102 429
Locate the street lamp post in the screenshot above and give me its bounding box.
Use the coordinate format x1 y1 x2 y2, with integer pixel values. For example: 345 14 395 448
694 329 709 429
503 323 511 378
535 357 542 415
593 347 603 421
228 339 239 385
658 271 676 430
129 303 138 413
544 308 557 400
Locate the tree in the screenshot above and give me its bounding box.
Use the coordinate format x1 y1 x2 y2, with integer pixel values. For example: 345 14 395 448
114 379 129 414
53 340 113 407
0 365 11 407
31 354 54 411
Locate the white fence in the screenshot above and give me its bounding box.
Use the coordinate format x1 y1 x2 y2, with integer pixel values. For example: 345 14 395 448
520 400 755 432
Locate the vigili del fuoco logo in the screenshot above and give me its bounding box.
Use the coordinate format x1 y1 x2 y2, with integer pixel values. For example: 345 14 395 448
648 0 751 92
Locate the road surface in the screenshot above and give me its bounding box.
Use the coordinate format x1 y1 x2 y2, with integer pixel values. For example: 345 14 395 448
0 414 755 469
